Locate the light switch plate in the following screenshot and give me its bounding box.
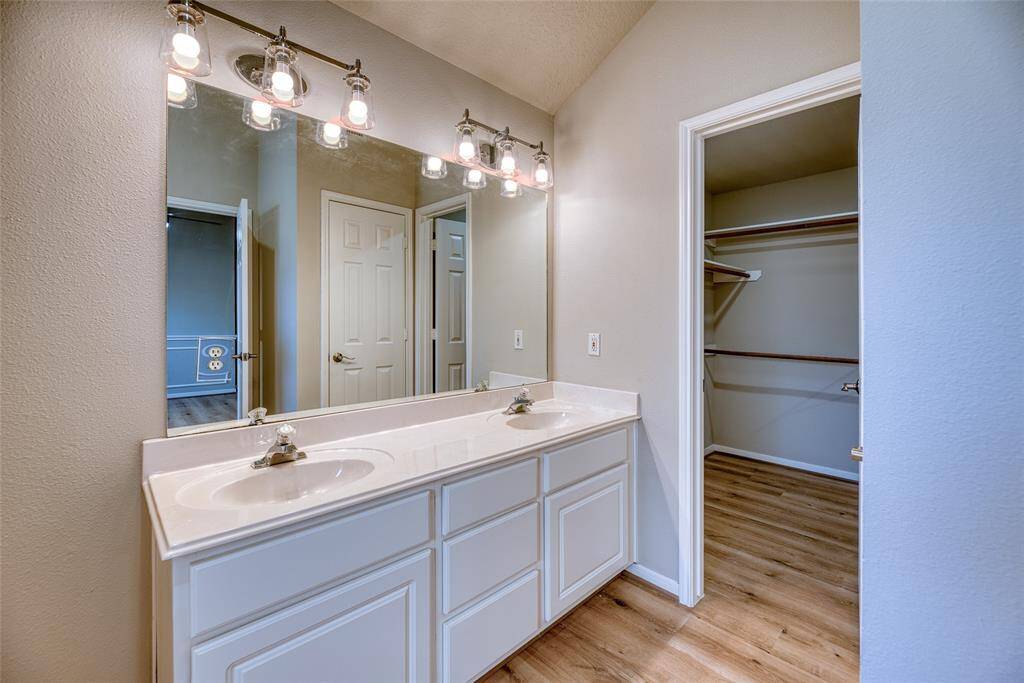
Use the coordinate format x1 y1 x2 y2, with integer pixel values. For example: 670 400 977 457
588 333 601 356
513 329 524 350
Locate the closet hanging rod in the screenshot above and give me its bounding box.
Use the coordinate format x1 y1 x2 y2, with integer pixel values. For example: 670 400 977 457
704 211 858 240
704 348 859 365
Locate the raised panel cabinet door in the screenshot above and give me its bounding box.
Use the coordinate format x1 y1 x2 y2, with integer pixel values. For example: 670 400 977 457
543 464 629 621
328 200 408 406
190 550 432 683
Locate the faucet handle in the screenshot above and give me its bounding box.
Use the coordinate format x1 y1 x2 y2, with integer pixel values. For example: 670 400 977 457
275 424 296 444
517 387 531 399
247 407 268 425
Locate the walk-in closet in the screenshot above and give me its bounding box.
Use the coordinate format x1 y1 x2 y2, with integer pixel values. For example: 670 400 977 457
699 96 862 677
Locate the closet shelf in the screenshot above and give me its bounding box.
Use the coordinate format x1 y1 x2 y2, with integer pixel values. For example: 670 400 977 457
704 211 858 241
704 348 859 365
704 259 761 283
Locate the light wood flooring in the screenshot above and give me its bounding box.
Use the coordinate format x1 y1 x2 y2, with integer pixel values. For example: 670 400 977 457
481 453 859 682
167 394 237 428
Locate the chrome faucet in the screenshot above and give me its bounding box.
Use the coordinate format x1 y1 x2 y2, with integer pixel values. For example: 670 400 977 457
503 388 535 415
252 424 307 469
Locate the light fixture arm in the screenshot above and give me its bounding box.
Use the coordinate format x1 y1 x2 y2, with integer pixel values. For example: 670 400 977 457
186 0 362 73
460 108 543 151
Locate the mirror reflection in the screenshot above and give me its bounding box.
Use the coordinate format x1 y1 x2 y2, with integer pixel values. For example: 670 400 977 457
166 83 548 433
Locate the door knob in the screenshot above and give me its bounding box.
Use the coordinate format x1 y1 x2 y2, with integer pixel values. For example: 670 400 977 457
841 379 860 394
232 351 259 361
332 352 356 363
850 446 863 462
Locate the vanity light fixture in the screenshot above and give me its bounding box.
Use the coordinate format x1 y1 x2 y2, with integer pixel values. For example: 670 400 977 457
450 109 552 193
166 73 197 109
260 28 304 107
243 98 280 132
463 167 487 190
494 130 520 178
316 119 348 149
453 121 480 165
421 155 448 180
341 63 375 130
161 1 211 76
532 144 553 189
499 178 522 198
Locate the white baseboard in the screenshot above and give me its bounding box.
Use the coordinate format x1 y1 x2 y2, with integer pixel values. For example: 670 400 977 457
703 444 716 456
626 563 679 596
708 443 859 482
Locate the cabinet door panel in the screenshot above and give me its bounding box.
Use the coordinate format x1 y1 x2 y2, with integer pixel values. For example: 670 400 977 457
544 464 629 621
191 550 431 683
542 428 627 492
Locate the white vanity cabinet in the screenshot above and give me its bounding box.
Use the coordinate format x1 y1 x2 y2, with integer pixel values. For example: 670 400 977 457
153 424 634 683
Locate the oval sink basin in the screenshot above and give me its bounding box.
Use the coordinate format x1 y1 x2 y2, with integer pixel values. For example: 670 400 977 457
176 448 392 510
489 410 586 431
212 459 376 507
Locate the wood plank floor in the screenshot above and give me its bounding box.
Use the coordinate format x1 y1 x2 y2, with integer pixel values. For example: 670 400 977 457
167 394 237 428
481 453 859 682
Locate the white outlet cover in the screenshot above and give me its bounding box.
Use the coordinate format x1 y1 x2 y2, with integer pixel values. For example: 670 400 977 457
588 333 601 356
513 329 524 350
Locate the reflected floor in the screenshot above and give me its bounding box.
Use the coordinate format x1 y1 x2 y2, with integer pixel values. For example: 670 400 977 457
168 395 237 429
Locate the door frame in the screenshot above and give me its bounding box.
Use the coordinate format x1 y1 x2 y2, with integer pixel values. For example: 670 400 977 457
166 195 252 423
676 62 862 608
413 193 473 395
319 190 414 407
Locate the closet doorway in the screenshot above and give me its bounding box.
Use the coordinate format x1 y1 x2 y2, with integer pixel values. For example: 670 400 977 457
678 63 863 677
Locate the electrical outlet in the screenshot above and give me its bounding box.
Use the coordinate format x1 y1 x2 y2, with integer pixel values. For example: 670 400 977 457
513 329 524 350
588 332 601 357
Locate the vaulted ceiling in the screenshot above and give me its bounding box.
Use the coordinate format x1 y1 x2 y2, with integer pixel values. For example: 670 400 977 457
333 1 653 114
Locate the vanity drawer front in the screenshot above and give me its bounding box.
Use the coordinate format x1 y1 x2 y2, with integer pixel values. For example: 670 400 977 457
442 458 538 535
191 550 432 683
441 570 541 683
542 428 627 492
189 491 431 636
442 502 539 614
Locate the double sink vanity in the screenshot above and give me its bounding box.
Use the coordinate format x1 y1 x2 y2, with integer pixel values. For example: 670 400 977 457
144 382 639 682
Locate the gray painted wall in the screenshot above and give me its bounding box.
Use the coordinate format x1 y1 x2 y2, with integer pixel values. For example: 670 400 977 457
553 0 860 582
860 1 1023 679
0 2 551 679
707 168 859 475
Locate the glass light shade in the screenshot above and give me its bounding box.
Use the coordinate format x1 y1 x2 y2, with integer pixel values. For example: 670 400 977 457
462 167 487 190
160 3 211 77
342 72 375 130
421 155 448 179
261 43 303 107
499 178 522 198
453 123 480 165
494 135 519 178
316 119 348 149
532 150 553 189
166 73 197 109
242 99 281 132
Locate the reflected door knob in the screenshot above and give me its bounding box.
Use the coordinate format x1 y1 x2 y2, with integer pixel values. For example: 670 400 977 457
232 351 259 362
841 379 860 394
332 352 356 363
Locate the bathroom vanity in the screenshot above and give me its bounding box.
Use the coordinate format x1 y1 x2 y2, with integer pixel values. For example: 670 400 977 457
144 382 639 682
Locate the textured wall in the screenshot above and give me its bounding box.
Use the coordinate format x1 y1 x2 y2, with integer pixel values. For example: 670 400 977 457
859 1 1024 679
553 0 860 582
0 3 165 680
0 1 551 680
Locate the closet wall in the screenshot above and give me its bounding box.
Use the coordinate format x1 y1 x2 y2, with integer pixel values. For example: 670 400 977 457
705 167 859 477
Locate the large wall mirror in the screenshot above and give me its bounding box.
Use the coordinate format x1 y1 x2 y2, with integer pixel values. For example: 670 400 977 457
166 83 548 434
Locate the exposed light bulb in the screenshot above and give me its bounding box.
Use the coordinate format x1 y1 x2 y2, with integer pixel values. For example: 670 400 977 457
534 166 549 185
500 178 520 198
250 100 273 126
347 97 368 126
468 169 483 183
322 121 343 145
463 167 486 190
426 156 443 172
458 134 476 161
166 73 189 103
171 30 200 70
270 67 294 102
500 151 516 174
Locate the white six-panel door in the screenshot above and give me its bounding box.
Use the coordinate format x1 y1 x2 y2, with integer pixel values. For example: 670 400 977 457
434 217 467 392
327 199 408 406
